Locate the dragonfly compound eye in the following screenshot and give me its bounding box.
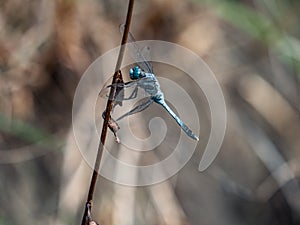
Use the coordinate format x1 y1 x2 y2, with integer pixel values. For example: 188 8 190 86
129 66 141 80
129 68 134 79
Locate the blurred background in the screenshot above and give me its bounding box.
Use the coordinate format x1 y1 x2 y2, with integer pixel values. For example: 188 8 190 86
0 0 300 224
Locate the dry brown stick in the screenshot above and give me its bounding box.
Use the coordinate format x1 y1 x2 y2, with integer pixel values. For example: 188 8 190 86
80 0 135 224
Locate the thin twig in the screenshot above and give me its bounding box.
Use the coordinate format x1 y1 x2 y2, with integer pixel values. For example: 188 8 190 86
80 0 135 224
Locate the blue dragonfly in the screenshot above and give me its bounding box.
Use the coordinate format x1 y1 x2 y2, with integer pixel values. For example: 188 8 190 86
101 27 199 141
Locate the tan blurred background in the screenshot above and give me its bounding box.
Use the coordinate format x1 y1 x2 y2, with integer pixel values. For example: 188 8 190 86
0 0 300 224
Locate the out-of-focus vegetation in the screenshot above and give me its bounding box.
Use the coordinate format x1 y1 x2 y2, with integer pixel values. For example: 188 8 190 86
0 0 299 225
200 0 300 75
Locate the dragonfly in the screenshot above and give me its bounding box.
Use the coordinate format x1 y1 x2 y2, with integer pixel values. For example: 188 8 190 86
100 26 199 141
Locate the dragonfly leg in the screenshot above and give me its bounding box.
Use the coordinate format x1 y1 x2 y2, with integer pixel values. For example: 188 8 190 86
124 81 136 87
123 85 138 100
105 81 137 101
117 98 154 121
106 81 135 89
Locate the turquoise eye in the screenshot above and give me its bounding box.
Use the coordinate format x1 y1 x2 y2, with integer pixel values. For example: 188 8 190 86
129 68 134 78
129 66 141 79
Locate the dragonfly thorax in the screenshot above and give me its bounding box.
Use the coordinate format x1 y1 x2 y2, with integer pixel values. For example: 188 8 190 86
129 66 144 80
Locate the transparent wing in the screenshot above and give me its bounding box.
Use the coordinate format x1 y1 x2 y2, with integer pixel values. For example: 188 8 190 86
99 83 134 102
99 77 150 101
117 97 154 121
120 24 153 73
98 78 125 101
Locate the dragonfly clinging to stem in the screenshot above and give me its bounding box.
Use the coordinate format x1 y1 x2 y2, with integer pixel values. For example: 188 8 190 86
101 25 199 141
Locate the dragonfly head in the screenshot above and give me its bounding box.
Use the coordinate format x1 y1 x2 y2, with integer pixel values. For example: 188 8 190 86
129 66 142 80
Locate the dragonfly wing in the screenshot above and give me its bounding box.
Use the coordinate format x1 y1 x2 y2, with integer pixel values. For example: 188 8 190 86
120 24 153 73
98 82 110 98
140 45 153 72
116 97 154 121
99 82 124 101
99 80 139 101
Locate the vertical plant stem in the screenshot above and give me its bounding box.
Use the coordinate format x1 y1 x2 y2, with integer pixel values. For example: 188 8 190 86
80 0 135 224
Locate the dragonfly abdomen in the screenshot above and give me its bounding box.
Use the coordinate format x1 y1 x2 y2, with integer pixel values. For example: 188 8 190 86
154 97 199 141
